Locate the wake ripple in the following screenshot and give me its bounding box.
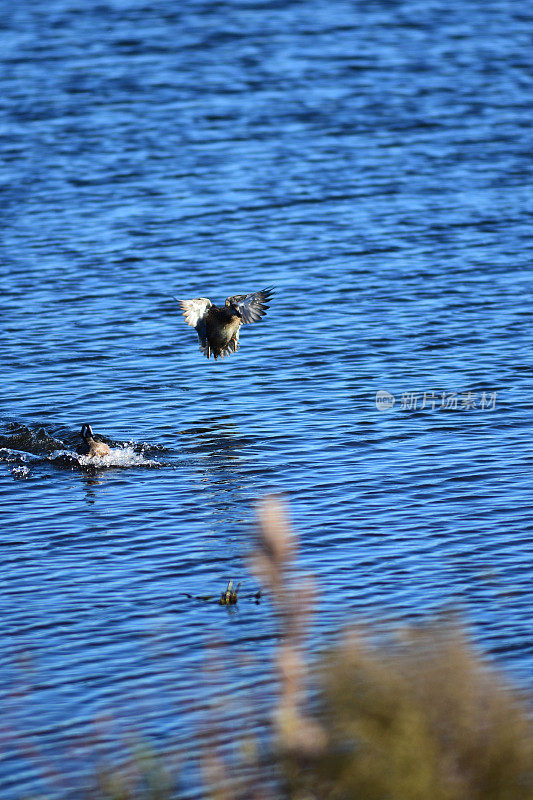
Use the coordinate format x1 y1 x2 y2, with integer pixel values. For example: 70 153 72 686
0 421 163 472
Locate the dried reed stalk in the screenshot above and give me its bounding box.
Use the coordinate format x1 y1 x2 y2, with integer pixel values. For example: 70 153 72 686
251 496 326 758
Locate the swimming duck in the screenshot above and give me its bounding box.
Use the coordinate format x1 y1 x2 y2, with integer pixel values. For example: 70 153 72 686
180 288 273 360
77 424 111 457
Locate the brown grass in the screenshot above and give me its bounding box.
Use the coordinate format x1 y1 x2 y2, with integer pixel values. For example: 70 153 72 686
253 496 533 800
290 621 532 800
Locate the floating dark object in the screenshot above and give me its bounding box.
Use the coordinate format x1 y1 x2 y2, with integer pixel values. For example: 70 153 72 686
219 580 241 605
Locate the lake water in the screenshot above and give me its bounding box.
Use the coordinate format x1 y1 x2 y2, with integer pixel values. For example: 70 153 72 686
1 0 532 796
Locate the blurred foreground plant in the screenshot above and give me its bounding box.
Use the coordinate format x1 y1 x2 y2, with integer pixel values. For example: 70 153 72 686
251 496 532 800
251 496 326 759
295 621 532 800
93 744 173 800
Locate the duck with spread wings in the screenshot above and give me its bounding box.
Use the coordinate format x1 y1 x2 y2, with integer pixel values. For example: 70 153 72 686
179 288 273 360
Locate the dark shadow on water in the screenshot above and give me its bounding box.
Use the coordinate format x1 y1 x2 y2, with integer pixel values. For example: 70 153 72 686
182 416 246 454
181 416 257 515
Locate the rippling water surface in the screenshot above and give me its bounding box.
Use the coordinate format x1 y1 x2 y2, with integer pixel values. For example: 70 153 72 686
1 0 532 796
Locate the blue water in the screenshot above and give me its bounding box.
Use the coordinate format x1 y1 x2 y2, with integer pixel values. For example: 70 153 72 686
1 0 532 796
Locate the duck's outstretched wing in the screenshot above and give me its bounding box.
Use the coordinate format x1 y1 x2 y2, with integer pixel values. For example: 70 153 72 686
179 298 212 347
226 288 273 324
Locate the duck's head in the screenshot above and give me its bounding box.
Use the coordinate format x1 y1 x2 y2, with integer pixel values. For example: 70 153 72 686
81 424 94 441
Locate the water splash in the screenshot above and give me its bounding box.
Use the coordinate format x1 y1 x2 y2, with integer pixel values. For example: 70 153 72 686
0 420 163 471
0 447 33 465
11 465 31 479
49 446 161 470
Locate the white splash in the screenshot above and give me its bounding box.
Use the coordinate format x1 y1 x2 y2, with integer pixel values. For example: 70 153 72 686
12 465 31 479
50 446 160 469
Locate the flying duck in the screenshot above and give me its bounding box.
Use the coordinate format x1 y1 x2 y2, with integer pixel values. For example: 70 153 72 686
180 288 273 360
77 424 111 458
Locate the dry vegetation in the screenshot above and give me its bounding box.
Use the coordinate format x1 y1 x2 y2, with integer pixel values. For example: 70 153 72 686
252 496 533 800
